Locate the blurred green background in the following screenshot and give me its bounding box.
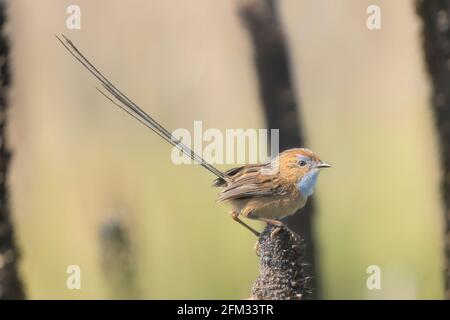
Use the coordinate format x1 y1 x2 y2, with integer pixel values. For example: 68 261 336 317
7 0 445 299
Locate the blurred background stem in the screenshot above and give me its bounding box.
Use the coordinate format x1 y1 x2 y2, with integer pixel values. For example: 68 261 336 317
0 0 25 300
416 0 450 298
99 214 139 299
239 0 318 298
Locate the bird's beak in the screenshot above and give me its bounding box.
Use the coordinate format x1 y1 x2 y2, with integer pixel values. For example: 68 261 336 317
316 161 331 169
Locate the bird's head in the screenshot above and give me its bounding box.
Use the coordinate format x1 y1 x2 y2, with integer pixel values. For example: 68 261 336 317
275 148 331 197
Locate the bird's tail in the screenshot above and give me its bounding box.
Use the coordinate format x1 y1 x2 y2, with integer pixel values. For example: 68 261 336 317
56 34 229 182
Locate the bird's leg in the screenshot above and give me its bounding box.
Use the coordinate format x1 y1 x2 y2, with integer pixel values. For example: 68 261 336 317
257 218 284 239
230 211 260 237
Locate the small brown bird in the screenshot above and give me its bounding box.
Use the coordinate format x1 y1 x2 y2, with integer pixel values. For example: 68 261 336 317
213 148 330 236
57 35 330 237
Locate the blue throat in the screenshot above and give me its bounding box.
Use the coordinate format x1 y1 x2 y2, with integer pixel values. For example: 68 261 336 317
297 169 320 197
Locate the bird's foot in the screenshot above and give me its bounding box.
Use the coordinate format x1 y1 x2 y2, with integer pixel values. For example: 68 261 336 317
270 226 282 240
256 217 285 239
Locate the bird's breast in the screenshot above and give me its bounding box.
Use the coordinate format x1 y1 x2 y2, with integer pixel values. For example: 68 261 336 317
234 189 307 220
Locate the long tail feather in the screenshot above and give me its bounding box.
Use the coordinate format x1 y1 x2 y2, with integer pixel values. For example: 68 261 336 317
56 34 229 182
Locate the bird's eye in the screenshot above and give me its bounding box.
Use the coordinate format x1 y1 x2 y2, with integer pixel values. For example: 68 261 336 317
299 160 307 167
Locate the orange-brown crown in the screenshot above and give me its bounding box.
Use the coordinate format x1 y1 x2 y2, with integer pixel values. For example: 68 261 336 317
271 148 325 184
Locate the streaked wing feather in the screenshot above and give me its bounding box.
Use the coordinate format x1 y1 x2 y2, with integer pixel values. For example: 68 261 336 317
213 164 262 187
216 165 287 202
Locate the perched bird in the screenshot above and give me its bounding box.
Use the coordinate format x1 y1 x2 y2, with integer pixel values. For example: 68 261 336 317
57 35 330 236
213 148 330 235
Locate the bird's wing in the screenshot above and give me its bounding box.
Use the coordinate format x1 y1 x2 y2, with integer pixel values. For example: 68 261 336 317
216 164 288 202
212 164 261 187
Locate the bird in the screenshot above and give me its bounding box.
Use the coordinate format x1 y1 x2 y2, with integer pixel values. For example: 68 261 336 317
57 34 331 237
213 148 330 236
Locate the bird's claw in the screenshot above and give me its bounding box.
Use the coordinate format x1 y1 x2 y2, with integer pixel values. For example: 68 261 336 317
270 226 282 239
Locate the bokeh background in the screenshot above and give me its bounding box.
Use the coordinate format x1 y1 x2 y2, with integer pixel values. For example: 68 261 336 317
6 0 445 299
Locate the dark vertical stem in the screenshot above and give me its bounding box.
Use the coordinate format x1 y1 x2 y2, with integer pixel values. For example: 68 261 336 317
0 0 25 300
99 215 139 299
239 0 318 298
416 0 450 298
